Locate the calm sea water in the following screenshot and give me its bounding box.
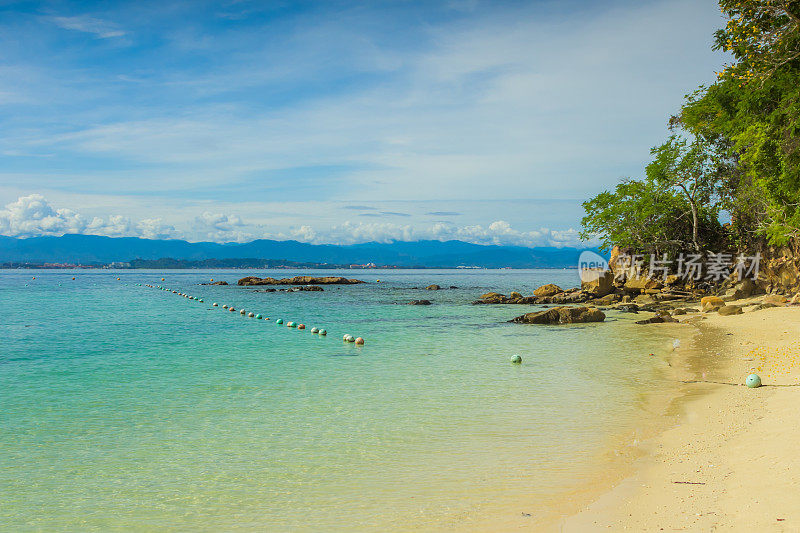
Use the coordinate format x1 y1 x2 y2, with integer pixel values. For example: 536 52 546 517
1 269 673 531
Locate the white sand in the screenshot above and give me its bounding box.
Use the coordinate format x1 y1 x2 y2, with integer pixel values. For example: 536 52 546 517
563 305 800 531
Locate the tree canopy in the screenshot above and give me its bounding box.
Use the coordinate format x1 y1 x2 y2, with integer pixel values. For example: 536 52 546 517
583 0 800 253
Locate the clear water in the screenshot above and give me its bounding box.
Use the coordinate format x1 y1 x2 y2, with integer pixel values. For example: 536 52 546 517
0 269 673 531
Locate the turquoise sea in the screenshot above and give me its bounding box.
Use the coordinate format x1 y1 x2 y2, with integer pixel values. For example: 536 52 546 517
1 269 675 531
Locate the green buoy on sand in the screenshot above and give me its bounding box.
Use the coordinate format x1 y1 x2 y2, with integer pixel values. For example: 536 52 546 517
746 374 762 388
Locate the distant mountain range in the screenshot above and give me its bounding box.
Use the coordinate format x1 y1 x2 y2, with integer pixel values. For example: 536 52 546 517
0 234 595 268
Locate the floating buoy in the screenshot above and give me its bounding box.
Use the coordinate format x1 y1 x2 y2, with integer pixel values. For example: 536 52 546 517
288 321 296 328
746 374 762 388
311 327 319 334
72 277 75 280
256 314 263 320
161 278 165 281
344 334 355 343
32 276 35 280
298 324 305 330
210 279 214 282
222 304 228 308
199 299 204 302
229 307 236 312
116 277 120 280
355 337 364 345
248 312 254 318
240 309 246 315
510 354 522 364
319 329 327 336
276 319 283 324
213 303 218 306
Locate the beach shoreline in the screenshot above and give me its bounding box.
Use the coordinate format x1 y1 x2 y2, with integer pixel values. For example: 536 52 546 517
563 304 800 531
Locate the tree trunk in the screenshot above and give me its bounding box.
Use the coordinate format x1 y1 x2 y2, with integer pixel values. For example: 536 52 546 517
689 199 700 251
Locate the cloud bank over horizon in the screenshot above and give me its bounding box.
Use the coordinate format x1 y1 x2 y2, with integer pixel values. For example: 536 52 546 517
0 194 588 248
0 0 727 241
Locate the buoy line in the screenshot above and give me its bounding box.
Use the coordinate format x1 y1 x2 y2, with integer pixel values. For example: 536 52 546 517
139 280 361 345
141 278 365 347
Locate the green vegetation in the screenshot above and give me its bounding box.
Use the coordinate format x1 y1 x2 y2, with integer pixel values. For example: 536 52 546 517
582 0 800 252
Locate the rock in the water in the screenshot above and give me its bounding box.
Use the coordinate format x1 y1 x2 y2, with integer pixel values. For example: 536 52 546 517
511 306 605 324
238 276 365 286
291 285 324 292
533 283 563 297
635 311 678 324
408 300 432 305
426 284 441 290
201 280 229 285
509 291 523 299
718 305 743 316
616 304 640 313
475 292 507 304
701 296 725 312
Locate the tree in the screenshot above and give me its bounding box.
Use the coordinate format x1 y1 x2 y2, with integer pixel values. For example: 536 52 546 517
581 179 694 255
645 136 721 251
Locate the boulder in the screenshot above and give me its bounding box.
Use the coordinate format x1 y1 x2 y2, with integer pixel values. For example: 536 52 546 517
509 291 523 299
201 280 229 285
511 306 605 325
476 292 507 304
581 270 614 297
616 304 640 313
408 300 432 305
550 289 590 304
763 294 788 306
533 284 564 297
624 276 663 293
592 293 619 306
701 296 725 312
671 308 687 315
751 303 777 312
634 294 656 305
635 311 678 324
426 284 442 291
718 305 743 316
292 285 324 292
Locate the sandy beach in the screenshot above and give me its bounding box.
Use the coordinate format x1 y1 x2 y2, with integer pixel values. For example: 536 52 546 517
564 303 800 531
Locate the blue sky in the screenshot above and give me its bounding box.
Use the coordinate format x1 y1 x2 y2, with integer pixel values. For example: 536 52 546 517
0 0 728 245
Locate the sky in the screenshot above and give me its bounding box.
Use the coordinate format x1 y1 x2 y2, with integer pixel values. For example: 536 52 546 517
0 0 729 246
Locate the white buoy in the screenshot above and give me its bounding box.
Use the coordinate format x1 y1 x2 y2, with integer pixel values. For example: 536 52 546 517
213 303 218 307
248 312 254 318
222 304 228 308
311 327 319 334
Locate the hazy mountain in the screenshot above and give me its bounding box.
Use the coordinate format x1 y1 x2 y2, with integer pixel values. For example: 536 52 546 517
0 234 595 268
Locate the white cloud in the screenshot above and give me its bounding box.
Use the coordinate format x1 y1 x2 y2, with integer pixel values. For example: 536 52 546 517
0 194 176 239
0 194 588 247
49 16 126 38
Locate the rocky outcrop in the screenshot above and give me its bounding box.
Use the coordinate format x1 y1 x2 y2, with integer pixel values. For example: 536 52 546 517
201 280 229 285
511 306 605 325
426 284 441 291
581 270 614 297
408 299 432 305
533 284 563 297
238 276 365 286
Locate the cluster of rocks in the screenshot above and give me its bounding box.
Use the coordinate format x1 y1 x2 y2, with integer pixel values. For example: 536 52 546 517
200 280 229 285
238 276 365 286
253 285 325 293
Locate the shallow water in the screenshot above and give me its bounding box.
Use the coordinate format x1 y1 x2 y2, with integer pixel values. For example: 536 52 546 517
0 269 674 531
